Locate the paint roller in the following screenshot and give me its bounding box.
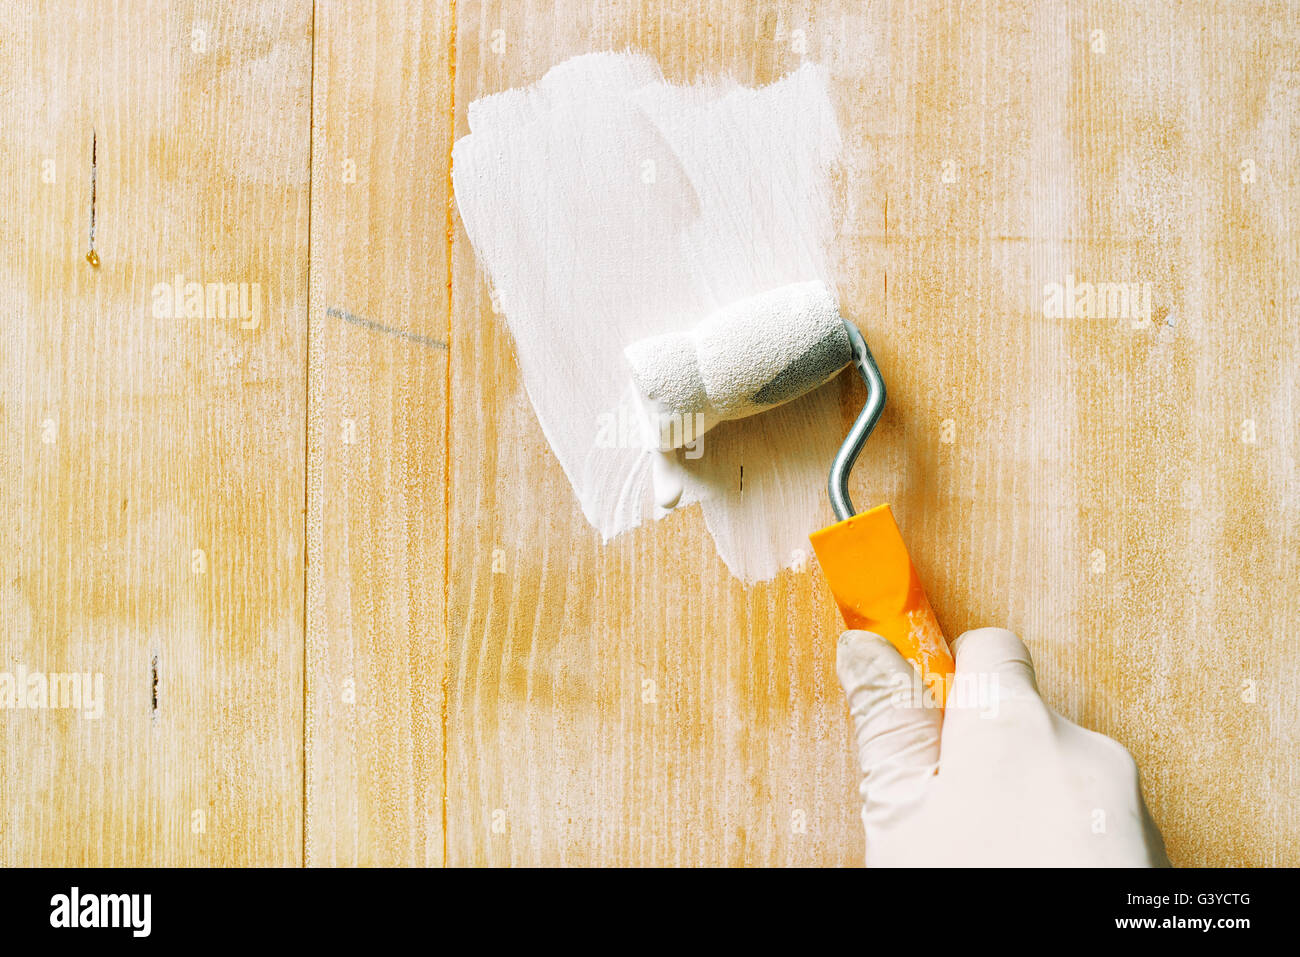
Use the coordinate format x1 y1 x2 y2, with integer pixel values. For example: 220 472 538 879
624 281 955 706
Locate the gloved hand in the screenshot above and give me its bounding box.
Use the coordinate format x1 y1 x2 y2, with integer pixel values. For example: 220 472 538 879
837 627 1170 867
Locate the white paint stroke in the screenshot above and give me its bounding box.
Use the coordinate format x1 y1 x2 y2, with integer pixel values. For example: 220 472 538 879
452 51 846 582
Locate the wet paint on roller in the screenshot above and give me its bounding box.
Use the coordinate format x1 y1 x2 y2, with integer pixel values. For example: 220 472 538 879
452 52 846 582
623 281 850 430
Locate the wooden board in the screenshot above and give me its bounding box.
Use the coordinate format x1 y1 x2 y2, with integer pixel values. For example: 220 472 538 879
2 0 1296 867
444 2 863 866
0 0 311 866
305 0 453 867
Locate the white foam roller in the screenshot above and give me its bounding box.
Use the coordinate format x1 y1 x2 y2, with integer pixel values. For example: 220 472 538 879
623 281 851 447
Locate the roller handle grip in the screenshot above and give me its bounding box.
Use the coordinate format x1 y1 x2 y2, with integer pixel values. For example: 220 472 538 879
810 503 953 707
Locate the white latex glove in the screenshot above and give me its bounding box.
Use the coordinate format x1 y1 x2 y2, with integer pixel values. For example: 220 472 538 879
837 627 1170 867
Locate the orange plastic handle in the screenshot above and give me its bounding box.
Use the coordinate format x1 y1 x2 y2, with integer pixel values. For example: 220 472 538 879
810 503 954 706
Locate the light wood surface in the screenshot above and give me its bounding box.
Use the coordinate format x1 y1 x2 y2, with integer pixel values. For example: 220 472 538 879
304 0 452 870
0 0 311 866
2 0 1296 867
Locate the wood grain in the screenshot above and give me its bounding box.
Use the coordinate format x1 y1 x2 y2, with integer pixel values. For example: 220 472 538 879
0 0 311 866
305 0 452 867
876 0 1300 866
1 0 1295 867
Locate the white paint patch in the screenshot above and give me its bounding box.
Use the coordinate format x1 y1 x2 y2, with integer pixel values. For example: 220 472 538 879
452 52 845 582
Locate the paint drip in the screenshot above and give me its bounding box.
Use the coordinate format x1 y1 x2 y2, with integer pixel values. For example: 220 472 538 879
452 52 846 582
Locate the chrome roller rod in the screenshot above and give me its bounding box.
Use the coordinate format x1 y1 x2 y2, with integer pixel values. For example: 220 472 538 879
828 320 887 522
